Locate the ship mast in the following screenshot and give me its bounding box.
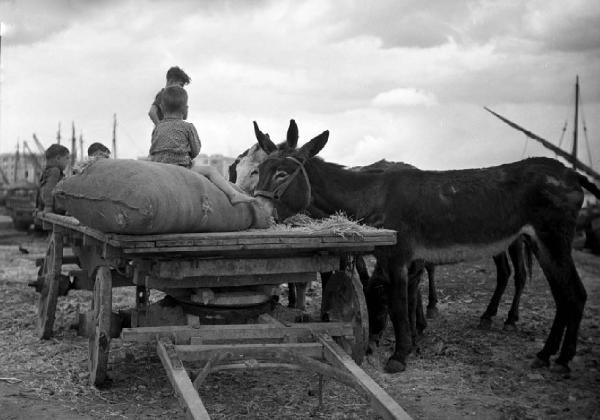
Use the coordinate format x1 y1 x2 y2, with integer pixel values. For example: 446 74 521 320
571 76 580 169
485 76 599 181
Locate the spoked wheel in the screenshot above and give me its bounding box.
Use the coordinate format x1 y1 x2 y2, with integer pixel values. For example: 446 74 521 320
89 266 112 386
37 232 63 339
321 271 369 365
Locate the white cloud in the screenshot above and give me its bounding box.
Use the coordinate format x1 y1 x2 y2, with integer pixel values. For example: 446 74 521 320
372 88 438 107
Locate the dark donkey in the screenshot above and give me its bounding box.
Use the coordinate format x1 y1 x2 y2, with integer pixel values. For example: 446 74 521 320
353 159 533 329
234 123 532 330
253 128 597 374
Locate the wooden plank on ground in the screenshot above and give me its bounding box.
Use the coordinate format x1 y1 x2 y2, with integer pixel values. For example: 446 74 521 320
175 343 324 362
157 339 210 420
317 334 412 420
154 256 339 278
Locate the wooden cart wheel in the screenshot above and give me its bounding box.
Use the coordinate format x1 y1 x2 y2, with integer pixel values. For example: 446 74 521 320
37 231 63 339
89 266 112 386
321 270 369 364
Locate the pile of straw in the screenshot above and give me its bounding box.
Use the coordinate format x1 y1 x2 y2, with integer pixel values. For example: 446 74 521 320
268 211 380 238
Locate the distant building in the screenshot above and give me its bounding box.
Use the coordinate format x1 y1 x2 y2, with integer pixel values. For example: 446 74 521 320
136 153 235 179
0 152 45 184
193 154 235 179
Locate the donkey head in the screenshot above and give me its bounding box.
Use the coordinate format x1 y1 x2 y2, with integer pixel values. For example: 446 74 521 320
228 119 299 194
254 130 329 221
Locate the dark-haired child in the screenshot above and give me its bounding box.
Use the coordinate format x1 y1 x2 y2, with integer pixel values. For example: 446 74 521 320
148 66 191 126
87 142 111 159
38 144 70 212
149 86 254 205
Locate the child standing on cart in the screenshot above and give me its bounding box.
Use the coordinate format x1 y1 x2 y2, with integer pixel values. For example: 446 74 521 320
37 144 70 213
149 85 259 207
148 66 191 126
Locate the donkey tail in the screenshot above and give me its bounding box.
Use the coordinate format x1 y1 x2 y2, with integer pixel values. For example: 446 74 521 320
578 173 600 199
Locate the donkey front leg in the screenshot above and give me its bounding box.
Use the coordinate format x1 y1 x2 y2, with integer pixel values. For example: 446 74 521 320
385 262 412 373
504 238 528 330
479 252 511 329
425 264 439 319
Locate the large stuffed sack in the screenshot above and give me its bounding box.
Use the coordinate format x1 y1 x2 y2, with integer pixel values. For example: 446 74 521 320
54 159 267 234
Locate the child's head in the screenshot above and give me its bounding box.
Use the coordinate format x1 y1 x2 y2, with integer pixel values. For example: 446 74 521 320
166 66 191 87
45 144 70 170
161 86 188 116
87 142 111 159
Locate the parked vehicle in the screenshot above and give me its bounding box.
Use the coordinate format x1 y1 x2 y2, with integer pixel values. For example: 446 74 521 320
5 180 39 230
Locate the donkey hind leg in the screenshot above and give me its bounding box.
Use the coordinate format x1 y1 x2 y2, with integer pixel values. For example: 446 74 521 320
531 239 587 373
425 264 439 319
385 262 412 373
293 281 308 310
479 252 511 329
416 288 427 336
407 267 424 348
504 238 528 330
288 282 297 308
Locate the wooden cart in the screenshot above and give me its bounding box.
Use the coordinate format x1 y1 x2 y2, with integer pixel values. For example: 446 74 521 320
35 212 411 420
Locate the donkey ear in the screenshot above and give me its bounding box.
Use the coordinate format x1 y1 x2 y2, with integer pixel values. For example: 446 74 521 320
297 130 329 161
254 121 277 153
286 119 298 149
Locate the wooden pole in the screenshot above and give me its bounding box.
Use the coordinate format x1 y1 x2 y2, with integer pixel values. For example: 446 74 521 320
484 106 600 182
0 24 3 153
13 141 19 182
112 113 117 159
572 75 579 169
57 122 61 144
79 132 84 161
71 122 76 167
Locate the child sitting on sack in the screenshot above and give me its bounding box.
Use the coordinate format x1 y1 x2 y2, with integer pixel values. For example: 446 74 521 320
37 144 70 213
149 85 258 206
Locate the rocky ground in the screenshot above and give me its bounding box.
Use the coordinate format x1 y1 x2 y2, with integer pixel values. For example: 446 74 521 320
0 214 598 419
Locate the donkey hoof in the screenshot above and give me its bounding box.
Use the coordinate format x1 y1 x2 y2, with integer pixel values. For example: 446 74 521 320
550 362 571 375
531 357 550 369
426 307 439 319
478 318 493 330
502 323 518 332
384 358 406 373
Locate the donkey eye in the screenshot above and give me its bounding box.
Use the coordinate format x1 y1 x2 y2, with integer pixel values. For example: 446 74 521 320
274 170 288 180
250 169 259 176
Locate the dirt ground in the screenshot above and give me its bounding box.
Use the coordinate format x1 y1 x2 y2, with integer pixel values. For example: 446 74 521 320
0 218 599 419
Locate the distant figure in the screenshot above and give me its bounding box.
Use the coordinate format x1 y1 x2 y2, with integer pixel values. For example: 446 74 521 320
87 142 111 160
38 144 70 213
148 66 191 126
149 85 255 206
72 142 111 175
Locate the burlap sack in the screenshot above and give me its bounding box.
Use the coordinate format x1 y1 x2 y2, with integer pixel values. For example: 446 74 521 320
54 159 260 234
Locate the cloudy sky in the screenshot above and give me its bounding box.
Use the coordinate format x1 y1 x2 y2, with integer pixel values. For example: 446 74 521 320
1 0 599 171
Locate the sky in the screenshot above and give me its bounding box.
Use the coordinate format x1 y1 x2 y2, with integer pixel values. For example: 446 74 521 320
0 0 599 171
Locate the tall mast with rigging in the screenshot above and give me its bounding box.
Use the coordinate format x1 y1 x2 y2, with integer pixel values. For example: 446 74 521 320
572 75 580 169
485 76 599 181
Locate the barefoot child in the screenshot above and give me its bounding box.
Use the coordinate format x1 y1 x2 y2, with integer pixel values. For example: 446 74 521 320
149 85 254 205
